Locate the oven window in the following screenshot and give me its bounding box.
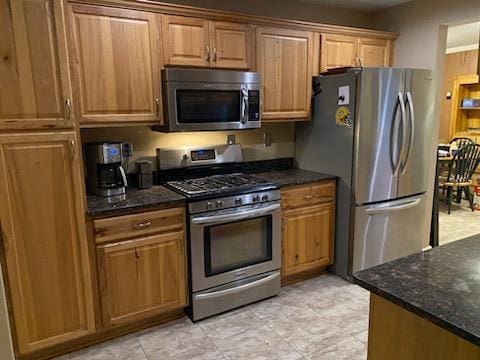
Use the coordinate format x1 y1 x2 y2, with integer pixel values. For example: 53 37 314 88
204 216 272 276
176 90 240 123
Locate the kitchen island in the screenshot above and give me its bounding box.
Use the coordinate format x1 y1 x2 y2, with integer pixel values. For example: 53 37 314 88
354 235 480 360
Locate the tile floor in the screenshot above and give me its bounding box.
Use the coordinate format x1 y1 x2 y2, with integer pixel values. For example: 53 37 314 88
439 199 480 245
59 274 370 360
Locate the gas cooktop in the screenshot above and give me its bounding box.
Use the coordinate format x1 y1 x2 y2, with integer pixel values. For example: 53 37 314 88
165 173 276 197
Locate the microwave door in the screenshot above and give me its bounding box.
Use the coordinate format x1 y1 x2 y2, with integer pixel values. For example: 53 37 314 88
164 82 260 132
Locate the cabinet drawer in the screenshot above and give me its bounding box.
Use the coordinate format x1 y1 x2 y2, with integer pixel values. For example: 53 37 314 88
281 181 335 210
93 207 184 244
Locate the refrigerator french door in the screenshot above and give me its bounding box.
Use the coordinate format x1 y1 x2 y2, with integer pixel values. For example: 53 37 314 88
296 67 436 279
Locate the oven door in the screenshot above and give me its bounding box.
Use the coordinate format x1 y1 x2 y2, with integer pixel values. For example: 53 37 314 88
164 82 260 131
189 202 281 292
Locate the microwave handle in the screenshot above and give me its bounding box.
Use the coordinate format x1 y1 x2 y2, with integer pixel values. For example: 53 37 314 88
241 86 248 124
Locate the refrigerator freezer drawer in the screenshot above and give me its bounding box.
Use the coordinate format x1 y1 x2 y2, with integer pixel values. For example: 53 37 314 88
352 193 427 274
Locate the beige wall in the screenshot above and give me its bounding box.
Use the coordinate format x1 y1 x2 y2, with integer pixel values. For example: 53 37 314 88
373 0 480 248
81 123 295 171
158 0 374 28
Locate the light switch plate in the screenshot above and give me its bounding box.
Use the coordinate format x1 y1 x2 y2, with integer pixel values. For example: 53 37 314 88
264 132 272 147
227 134 236 145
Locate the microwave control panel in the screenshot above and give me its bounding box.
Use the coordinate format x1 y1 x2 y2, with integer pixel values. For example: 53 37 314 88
248 90 260 121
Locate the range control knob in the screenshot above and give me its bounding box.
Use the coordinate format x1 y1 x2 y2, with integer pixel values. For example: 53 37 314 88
253 195 260 202
261 195 269 202
206 201 213 210
216 200 224 208
235 198 243 205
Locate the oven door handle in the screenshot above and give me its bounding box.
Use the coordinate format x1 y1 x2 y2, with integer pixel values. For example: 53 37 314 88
194 272 280 300
191 203 280 225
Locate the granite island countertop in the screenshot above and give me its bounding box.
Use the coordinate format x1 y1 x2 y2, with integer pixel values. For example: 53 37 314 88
354 235 480 346
87 185 185 217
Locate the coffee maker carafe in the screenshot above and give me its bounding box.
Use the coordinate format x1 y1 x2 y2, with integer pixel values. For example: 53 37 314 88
85 142 127 196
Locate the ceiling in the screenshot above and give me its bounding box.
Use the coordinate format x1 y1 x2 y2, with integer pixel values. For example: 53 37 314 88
297 0 412 11
446 22 480 52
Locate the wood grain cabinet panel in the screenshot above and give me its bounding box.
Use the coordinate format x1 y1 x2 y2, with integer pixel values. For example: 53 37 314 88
210 21 251 69
97 231 186 327
0 132 94 355
256 27 313 120
320 33 358 71
357 37 391 67
282 202 334 278
162 15 210 67
0 0 73 129
68 4 162 126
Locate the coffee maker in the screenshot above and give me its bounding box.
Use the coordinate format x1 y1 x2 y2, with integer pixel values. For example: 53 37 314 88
85 142 127 196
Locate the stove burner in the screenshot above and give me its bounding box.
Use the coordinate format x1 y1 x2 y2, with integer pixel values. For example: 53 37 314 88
166 173 269 196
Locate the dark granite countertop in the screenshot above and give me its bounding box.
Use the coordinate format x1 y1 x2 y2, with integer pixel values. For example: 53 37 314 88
87 185 185 217
252 168 337 188
354 235 480 346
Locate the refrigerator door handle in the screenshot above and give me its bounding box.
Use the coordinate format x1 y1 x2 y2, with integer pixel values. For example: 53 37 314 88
390 92 407 175
401 91 415 173
365 198 421 215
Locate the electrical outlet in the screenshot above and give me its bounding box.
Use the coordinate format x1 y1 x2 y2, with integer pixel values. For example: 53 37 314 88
264 133 272 147
122 142 133 157
227 135 236 145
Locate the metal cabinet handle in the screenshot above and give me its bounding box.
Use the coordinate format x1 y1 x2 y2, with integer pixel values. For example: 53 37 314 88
303 194 315 200
134 221 151 229
206 45 210 62
154 98 160 117
65 98 72 121
69 139 76 160
213 47 217 62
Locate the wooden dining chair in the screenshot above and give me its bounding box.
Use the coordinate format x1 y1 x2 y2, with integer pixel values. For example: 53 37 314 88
450 137 475 149
439 144 480 214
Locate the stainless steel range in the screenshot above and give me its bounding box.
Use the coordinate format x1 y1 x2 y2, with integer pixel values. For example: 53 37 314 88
157 145 281 321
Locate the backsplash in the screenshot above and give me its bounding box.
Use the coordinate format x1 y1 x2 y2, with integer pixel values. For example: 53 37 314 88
81 123 295 172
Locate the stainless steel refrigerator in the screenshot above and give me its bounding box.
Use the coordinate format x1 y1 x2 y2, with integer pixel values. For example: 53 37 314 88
296 67 436 280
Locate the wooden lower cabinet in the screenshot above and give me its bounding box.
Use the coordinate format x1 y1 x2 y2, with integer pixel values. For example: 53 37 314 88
0 131 95 355
97 229 186 327
281 182 335 283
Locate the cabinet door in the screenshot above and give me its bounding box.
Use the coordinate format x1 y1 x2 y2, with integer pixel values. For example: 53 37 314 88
320 33 358 71
0 0 73 129
162 15 210 67
358 38 391 67
282 203 334 278
97 231 186 327
256 27 313 120
0 132 94 354
211 21 251 69
68 4 162 126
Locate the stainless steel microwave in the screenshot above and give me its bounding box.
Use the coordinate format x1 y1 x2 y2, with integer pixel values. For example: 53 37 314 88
155 68 261 132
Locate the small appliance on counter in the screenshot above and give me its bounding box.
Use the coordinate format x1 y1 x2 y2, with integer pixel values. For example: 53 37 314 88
134 160 153 189
84 142 128 197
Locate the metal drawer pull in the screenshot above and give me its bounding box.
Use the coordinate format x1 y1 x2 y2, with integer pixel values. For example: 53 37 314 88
134 221 151 229
303 194 315 200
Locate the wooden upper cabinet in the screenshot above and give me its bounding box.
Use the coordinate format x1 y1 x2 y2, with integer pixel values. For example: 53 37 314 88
97 231 186 327
162 16 252 69
210 21 251 69
68 4 162 126
162 15 210 67
320 33 392 70
0 132 94 354
256 27 314 120
0 0 73 130
358 37 391 67
320 34 358 71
